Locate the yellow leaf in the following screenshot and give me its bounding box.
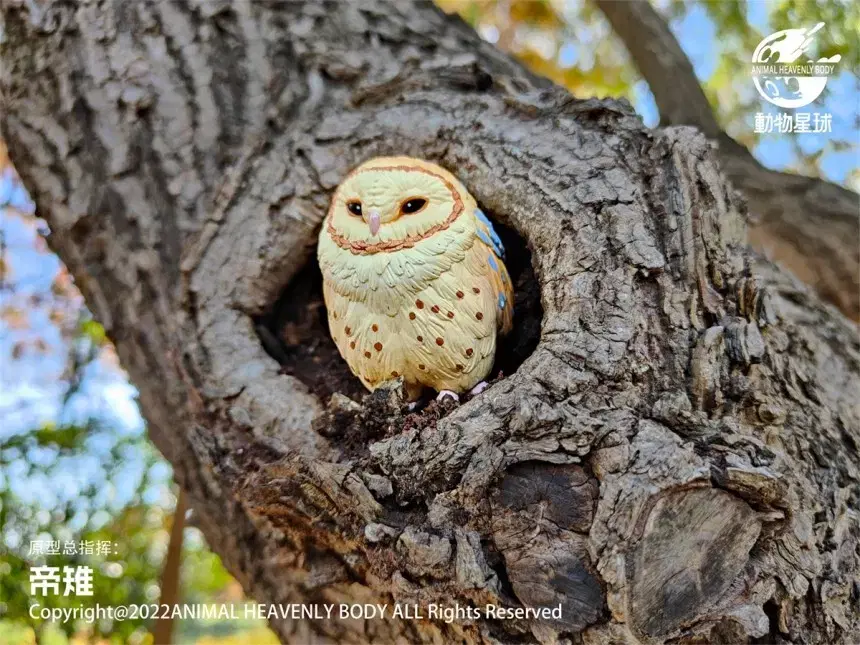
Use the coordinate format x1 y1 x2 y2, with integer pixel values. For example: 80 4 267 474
1 305 28 330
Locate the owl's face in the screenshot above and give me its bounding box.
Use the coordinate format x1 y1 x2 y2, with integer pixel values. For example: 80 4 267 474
326 157 474 251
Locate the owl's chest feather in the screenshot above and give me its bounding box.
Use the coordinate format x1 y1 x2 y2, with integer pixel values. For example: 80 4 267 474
321 223 475 313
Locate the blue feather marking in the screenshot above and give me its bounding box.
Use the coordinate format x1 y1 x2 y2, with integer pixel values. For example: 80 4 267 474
487 253 499 271
475 209 505 258
498 293 506 310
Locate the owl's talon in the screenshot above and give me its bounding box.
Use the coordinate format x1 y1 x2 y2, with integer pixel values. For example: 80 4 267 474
469 381 489 396
436 390 459 403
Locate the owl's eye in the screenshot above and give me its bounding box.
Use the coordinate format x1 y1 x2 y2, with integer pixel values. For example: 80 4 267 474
400 198 427 214
346 201 362 217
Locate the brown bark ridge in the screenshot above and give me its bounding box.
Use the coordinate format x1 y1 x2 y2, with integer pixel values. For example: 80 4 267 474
596 0 860 321
2 1 858 643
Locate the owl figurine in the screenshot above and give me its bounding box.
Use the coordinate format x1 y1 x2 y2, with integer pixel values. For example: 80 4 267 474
317 157 514 402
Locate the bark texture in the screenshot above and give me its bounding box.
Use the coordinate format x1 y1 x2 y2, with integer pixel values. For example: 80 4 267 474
2 1 859 644
596 0 860 321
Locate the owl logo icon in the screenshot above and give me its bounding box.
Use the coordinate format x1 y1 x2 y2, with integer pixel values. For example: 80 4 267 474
751 23 841 109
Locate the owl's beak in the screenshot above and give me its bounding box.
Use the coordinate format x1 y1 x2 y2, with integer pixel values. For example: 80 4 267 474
367 210 381 236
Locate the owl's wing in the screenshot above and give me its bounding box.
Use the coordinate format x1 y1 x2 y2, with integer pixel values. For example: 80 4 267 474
473 208 514 335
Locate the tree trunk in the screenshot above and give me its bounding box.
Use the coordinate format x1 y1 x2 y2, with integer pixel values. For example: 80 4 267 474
2 2 858 644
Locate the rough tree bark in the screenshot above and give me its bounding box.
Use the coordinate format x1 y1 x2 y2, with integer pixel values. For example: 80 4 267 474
2 1 858 644
596 0 860 321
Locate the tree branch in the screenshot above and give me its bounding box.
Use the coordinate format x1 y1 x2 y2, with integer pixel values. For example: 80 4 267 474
152 490 187 645
596 0 860 320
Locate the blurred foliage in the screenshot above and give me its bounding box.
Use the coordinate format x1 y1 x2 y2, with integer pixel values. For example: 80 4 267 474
0 157 276 643
437 0 858 187
0 386 160 643
0 368 273 644
437 0 639 99
768 0 859 70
